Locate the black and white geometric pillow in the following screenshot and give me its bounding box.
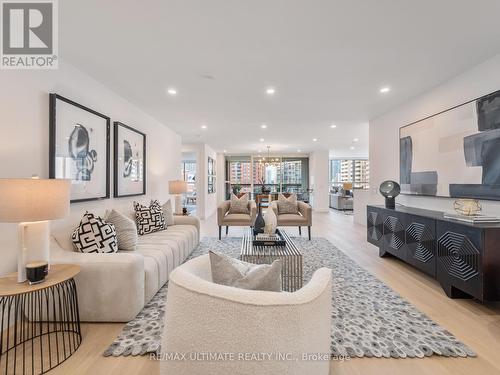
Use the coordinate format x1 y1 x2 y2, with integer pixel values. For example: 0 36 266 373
72 212 118 253
133 201 166 235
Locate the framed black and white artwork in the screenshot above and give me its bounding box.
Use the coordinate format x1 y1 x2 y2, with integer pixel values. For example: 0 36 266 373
208 156 216 194
49 94 110 203
113 122 146 197
399 89 500 201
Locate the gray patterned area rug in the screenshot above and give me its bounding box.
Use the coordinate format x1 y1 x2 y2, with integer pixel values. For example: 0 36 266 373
104 237 476 359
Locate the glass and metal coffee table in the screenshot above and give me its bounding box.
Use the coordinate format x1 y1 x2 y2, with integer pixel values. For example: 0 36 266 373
241 228 303 292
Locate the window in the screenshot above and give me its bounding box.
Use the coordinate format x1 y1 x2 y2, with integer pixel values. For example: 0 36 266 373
225 155 309 198
252 157 282 193
181 161 196 192
282 158 307 193
227 157 253 194
330 159 369 190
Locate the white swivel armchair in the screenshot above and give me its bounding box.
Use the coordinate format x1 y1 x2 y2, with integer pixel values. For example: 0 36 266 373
161 254 332 375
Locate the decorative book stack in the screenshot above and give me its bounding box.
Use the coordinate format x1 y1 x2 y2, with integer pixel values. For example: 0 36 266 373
253 229 286 246
255 233 279 240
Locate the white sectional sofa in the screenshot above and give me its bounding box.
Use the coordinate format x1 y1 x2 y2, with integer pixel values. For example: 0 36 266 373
50 213 200 322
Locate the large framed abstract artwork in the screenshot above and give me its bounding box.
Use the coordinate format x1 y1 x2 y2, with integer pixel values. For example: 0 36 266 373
49 94 110 203
400 89 500 201
113 122 146 197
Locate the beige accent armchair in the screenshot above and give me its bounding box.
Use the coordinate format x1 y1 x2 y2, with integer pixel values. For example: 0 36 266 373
217 200 257 239
270 200 312 240
162 254 332 375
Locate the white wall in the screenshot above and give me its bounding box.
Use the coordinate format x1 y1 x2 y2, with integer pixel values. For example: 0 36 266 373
309 150 330 212
362 52 500 224
0 60 182 276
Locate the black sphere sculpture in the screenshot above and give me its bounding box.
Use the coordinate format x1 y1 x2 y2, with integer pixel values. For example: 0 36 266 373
379 180 401 209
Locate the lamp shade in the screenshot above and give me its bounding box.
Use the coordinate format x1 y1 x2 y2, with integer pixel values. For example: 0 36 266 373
169 180 187 195
0 179 71 223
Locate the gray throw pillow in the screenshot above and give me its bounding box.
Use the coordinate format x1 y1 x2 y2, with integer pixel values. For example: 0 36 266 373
277 193 299 214
209 251 282 291
104 209 138 251
228 193 250 214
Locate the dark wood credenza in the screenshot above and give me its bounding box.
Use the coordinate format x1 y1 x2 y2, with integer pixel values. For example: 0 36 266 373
367 205 500 301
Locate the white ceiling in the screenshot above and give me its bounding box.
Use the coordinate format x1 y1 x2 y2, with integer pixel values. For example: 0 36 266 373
60 0 500 157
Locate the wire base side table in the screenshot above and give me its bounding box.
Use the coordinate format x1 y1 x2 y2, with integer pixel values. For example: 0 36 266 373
0 264 81 375
241 229 303 292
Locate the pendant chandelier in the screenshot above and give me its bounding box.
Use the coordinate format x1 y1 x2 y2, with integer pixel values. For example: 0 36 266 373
260 146 279 165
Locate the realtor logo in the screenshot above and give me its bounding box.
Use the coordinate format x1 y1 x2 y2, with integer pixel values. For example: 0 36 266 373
1 0 58 69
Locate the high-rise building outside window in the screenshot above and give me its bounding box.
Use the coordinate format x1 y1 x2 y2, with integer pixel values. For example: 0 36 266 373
330 159 369 189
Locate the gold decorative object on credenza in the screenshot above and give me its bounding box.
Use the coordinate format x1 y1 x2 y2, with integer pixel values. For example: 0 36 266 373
453 198 482 216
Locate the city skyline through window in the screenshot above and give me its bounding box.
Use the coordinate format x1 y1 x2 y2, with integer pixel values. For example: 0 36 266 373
226 155 308 196
330 159 370 189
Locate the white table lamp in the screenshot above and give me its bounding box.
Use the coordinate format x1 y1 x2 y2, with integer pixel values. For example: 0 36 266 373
169 180 187 215
0 178 71 282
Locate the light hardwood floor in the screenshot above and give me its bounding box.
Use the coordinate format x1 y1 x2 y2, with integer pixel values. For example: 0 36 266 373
51 210 500 375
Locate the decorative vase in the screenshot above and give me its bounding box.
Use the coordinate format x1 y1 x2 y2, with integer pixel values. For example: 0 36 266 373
263 207 277 235
454 199 481 216
253 204 265 235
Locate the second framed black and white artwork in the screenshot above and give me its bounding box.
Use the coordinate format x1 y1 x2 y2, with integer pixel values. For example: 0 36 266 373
113 122 146 197
208 156 216 194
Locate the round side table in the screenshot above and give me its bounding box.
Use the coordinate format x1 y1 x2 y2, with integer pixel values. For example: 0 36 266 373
0 264 82 374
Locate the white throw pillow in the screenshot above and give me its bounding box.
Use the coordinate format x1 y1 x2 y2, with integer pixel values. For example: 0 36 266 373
104 209 138 251
209 251 282 292
277 193 299 214
228 193 250 214
71 212 118 253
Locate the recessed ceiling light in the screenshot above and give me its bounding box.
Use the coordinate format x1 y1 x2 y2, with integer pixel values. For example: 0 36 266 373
297 149 301 153
350 146 355 150
258 149 262 153
201 124 207 129
330 124 337 129
223 150 227 153
313 138 318 142
379 86 390 94
259 138 265 142
261 124 267 129
265 87 276 95
353 138 359 142
167 88 177 96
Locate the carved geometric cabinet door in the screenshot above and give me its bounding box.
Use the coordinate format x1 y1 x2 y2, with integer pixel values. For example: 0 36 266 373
367 210 383 245
437 231 480 282
407 223 435 263
405 218 436 277
383 215 405 257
